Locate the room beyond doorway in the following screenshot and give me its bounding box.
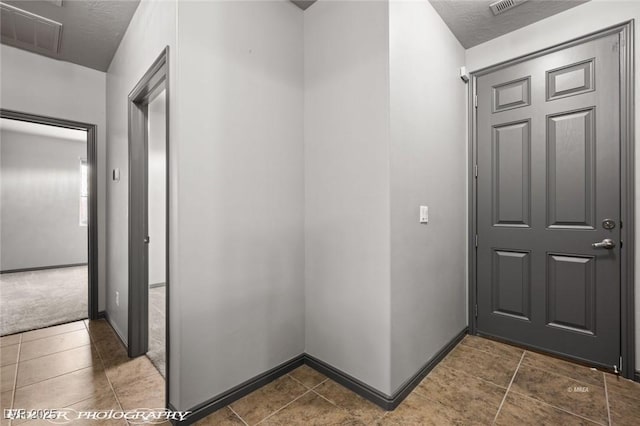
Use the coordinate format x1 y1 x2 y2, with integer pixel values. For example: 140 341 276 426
0 110 99 336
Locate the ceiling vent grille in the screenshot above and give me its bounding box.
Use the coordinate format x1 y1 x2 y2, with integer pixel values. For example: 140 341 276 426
490 0 529 15
0 2 62 55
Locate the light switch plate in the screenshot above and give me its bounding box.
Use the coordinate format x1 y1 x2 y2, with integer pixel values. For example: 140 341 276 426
420 206 428 223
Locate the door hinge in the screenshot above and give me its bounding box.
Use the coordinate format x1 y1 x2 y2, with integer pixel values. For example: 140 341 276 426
474 164 478 178
474 304 478 318
475 234 478 247
474 94 478 108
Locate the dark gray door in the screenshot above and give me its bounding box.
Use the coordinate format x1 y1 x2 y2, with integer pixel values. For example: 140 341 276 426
476 32 621 369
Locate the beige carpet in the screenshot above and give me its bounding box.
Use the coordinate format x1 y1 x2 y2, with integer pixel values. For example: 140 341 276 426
0 266 88 336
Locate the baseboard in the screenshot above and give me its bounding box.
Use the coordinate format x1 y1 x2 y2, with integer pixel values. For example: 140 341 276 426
305 327 468 410
634 371 640 382
0 263 88 274
173 327 468 423
175 354 305 424
97 311 106 320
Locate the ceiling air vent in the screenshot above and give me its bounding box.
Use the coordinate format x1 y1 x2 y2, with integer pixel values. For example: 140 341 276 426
490 0 530 16
0 2 62 55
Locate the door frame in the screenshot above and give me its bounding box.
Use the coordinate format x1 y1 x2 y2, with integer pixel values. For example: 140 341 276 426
467 21 635 379
0 109 100 320
127 46 169 367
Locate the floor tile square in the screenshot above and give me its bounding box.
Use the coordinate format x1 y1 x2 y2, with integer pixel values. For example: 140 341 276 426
608 388 640 426
495 391 599 425
112 371 165 411
439 343 520 388
0 335 20 348
229 375 308 425
195 407 246 425
19 330 90 361
1 363 16 392
379 392 471 425
259 392 358 425
522 350 604 387
460 335 524 360
414 364 505 423
510 364 608 424
288 365 326 389
13 366 111 411
17 345 101 388
605 373 640 401
21 322 86 343
0 344 19 367
313 380 385 424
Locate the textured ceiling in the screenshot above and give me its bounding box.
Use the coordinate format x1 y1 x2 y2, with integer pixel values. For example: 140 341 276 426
429 0 590 48
1 0 139 71
291 0 317 11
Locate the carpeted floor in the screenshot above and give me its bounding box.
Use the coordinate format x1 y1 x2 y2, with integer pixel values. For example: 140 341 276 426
0 266 88 336
148 284 166 377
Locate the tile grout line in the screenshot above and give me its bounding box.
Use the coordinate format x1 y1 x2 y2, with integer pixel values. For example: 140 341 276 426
463 339 607 390
14 364 98 391
227 405 249 426
83 321 128 423
603 372 612 426
255 389 313 425
507 388 608 426
9 334 22 425
492 350 525 425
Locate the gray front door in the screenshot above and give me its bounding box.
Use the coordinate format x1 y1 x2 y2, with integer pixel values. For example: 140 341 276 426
476 32 621 369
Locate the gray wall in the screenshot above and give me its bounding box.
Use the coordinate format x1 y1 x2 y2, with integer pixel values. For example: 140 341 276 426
1 129 88 270
0 44 107 311
148 90 166 286
105 0 176 348
389 0 467 393
304 0 393 395
175 0 304 410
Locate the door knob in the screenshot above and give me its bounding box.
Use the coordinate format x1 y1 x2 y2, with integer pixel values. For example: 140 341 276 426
592 238 615 249
143 236 150 244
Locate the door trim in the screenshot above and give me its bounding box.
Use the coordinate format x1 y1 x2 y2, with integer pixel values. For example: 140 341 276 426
468 21 635 378
0 109 100 321
127 46 169 357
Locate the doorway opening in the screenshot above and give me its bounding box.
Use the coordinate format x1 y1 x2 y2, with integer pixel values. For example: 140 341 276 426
0 110 99 336
128 47 169 392
468 22 635 379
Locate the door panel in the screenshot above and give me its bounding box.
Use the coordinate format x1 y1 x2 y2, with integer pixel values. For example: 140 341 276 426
476 32 621 369
492 250 531 320
492 120 531 227
547 108 595 228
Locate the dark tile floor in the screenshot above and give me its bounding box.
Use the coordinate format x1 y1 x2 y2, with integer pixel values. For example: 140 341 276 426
199 335 640 425
1 321 639 425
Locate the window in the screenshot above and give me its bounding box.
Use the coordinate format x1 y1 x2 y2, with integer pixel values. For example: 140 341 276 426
79 159 88 226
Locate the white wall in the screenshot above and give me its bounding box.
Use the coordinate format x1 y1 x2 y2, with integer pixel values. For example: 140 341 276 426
465 0 640 372
304 0 393 395
175 0 304 410
0 129 87 270
388 0 467 393
148 90 166 286
105 0 176 351
0 45 107 311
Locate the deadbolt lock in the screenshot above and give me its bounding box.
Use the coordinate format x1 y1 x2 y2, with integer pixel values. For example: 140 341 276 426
602 219 616 230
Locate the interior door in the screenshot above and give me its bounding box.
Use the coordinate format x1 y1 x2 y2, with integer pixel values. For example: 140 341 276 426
475 31 621 370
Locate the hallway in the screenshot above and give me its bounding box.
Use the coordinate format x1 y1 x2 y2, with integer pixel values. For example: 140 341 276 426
2 320 638 425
